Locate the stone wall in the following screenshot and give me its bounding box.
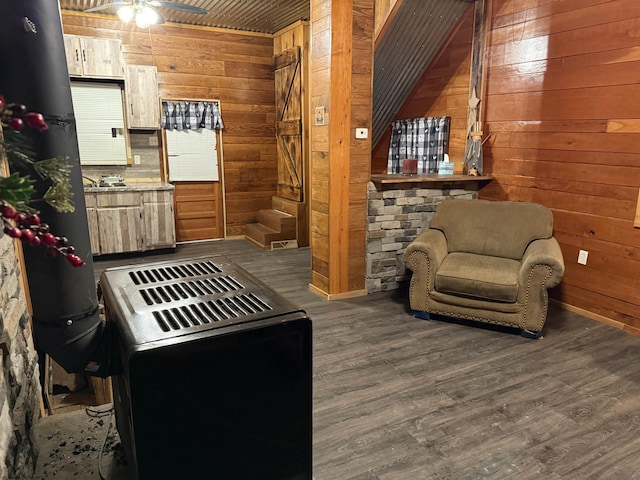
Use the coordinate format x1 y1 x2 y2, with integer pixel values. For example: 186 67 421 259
366 180 480 293
0 233 41 479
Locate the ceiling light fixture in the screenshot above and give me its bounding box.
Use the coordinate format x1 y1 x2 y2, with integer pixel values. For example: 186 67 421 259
87 1 208 28
116 3 163 28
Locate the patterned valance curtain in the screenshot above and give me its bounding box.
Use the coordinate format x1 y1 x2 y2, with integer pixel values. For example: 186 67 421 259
387 116 450 174
161 100 224 130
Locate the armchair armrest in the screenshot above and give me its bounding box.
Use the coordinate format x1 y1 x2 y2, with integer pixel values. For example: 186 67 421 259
404 229 448 312
404 229 448 273
518 237 565 289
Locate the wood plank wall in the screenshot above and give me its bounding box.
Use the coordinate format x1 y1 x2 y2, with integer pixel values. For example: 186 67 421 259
309 0 332 294
481 0 640 335
349 0 374 292
374 0 399 39
309 0 373 297
371 6 474 173
60 12 277 237
369 0 640 334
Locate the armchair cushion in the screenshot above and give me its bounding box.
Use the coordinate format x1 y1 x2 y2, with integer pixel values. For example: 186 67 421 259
430 199 554 259
436 253 520 303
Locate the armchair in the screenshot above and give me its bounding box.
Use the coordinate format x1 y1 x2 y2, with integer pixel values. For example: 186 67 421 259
404 199 565 338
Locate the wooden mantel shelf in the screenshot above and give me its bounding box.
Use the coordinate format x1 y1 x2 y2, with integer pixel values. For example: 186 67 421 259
370 174 493 190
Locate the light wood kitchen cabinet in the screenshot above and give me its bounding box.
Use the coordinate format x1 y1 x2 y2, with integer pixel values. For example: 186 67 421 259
84 194 101 254
124 65 160 129
85 188 175 255
142 190 176 249
63 35 124 79
94 191 143 255
96 206 144 254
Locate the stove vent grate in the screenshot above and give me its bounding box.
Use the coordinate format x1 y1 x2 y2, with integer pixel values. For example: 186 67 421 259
152 293 273 332
139 276 245 306
128 260 223 285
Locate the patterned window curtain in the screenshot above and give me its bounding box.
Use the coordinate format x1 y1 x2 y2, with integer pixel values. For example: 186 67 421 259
387 116 450 174
161 100 224 130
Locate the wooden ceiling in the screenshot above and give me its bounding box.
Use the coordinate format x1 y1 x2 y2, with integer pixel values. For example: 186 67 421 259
58 0 310 34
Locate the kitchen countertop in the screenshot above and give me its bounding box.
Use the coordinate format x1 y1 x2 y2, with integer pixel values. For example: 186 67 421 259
83 182 175 192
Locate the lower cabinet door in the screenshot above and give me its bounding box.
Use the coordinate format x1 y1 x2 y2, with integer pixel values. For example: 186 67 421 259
96 206 143 254
86 207 101 254
142 190 176 250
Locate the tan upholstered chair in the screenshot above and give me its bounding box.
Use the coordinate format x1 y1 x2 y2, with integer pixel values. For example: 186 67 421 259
404 199 565 338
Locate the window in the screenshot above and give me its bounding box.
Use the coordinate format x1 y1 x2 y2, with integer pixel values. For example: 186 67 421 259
70 82 127 165
165 128 219 181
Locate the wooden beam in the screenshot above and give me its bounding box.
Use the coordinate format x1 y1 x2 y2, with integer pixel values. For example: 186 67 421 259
328 0 353 294
634 189 640 228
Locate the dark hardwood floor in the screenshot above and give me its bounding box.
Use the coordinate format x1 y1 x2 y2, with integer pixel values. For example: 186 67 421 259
37 239 640 479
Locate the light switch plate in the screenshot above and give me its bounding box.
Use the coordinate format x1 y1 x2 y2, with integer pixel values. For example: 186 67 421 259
355 128 368 139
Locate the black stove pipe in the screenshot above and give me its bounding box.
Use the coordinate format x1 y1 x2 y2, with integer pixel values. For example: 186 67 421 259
0 1 113 377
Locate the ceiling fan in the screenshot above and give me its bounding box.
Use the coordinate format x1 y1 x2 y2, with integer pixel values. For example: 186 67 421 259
85 0 208 28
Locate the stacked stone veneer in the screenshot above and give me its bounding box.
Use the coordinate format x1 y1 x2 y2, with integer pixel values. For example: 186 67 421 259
0 233 40 479
366 181 479 293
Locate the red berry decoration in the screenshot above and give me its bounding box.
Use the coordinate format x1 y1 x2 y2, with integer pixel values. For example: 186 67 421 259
1 99 49 132
1 203 17 219
25 214 40 225
1 97 79 267
4 226 22 238
1 200 83 267
40 232 56 245
8 117 24 131
24 112 48 132
20 229 35 242
66 254 85 267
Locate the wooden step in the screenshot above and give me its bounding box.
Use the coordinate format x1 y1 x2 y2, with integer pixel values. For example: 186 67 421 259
245 222 294 249
257 209 296 234
271 196 308 247
271 196 300 216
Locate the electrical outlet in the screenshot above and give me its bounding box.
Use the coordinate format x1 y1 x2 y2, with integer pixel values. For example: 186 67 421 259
577 249 589 265
133 154 141 165
149 136 158 146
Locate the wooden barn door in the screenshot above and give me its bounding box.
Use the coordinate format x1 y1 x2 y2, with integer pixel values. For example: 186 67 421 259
274 47 303 202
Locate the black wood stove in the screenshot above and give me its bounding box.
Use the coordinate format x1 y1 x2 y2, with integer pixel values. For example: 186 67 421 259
100 255 312 480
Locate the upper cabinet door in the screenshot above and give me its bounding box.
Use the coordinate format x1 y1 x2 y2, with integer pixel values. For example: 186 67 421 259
63 35 83 76
63 35 124 79
124 65 160 129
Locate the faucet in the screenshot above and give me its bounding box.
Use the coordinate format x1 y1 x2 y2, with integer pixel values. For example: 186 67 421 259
82 175 98 187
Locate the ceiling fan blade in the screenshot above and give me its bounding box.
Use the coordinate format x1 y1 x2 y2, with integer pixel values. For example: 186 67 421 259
84 1 131 13
148 1 208 15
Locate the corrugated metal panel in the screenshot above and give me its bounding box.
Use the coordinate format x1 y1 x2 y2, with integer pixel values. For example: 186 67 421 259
61 0 471 146
373 0 472 146
59 0 310 34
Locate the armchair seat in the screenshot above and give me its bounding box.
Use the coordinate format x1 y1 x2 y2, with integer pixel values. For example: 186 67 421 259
404 199 565 338
436 253 519 303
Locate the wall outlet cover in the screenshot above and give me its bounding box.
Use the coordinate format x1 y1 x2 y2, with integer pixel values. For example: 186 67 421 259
577 249 589 265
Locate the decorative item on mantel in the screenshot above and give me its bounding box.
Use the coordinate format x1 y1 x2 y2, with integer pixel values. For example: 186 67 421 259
462 123 488 177
463 86 490 176
402 158 418 175
437 154 454 175
387 116 450 174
